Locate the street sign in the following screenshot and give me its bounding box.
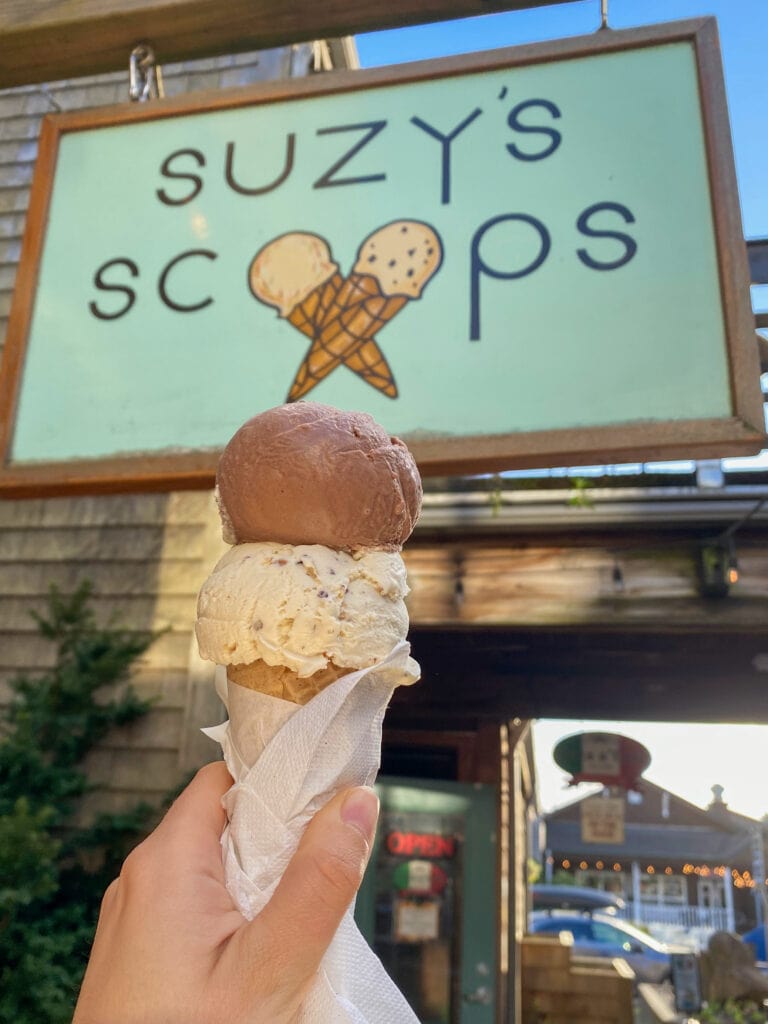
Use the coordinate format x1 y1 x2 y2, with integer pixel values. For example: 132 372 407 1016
0 19 762 495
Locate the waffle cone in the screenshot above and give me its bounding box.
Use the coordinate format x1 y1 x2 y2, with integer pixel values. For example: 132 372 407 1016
287 273 407 401
227 660 349 705
286 270 344 340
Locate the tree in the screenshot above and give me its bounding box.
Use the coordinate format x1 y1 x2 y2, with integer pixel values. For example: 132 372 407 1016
0 582 158 1024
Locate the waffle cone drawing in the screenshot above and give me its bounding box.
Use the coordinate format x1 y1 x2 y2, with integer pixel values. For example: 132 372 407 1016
227 660 349 705
287 275 406 401
287 221 443 402
286 269 344 340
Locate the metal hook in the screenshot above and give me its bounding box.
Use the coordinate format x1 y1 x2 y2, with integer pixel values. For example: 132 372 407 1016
129 43 164 102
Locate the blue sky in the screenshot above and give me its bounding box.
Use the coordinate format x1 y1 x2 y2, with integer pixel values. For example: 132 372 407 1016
358 2 768 816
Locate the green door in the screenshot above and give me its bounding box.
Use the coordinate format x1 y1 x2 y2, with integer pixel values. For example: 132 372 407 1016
355 777 497 1024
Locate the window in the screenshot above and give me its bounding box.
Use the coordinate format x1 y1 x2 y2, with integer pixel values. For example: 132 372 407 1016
698 878 725 909
639 875 686 905
536 918 593 941
591 921 628 947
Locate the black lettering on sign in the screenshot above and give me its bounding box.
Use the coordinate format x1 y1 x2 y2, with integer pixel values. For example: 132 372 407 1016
506 99 562 161
158 249 218 312
410 108 483 205
470 213 551 341
576 202 638 270
313 121 387 188
226 135 296 196
156 149 206 206
89 258 139 320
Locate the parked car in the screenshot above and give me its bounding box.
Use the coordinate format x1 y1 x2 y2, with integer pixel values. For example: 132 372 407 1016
529 911 674 983
531 884 625 914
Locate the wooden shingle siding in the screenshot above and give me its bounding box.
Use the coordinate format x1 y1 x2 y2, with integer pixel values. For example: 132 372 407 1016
0 488 226 814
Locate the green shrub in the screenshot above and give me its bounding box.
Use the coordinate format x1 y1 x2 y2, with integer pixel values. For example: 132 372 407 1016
699 999 768 1024
0 583 158 1023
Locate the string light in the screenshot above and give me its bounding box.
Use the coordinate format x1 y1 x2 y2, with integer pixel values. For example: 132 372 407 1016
664 867 673 875
562 860 571 869
579 861 588 870
646 866 655 874
613 863 621 871
596 861 604 870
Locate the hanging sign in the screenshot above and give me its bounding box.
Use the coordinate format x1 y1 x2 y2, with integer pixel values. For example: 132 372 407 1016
580 795 626 845
0 18 762 495
553 732 651 792
392 860 449 895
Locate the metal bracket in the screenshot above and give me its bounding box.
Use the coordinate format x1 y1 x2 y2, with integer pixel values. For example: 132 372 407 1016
129 43 164 102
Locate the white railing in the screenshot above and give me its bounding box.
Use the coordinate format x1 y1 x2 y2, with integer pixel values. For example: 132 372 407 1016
619 901 730 931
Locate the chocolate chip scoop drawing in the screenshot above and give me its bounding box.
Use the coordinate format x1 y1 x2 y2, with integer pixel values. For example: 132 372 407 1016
248 220 443 402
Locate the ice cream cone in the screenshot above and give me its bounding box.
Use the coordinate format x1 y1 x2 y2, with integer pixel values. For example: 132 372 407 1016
287 221 443 402
249 232 339 334
227 659 348 705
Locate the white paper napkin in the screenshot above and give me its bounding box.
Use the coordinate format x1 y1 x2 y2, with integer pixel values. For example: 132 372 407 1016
203 641 421 1023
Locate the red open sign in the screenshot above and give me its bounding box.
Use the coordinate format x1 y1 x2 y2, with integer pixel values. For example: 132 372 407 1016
386 831 456 859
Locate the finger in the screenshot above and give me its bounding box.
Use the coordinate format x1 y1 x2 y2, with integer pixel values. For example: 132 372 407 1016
148 760 233 872
241 786 379 992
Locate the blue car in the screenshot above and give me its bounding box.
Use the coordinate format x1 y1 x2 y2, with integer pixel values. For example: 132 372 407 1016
529 911 674 983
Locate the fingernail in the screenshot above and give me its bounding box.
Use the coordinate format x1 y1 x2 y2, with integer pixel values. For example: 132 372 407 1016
340 786 379 843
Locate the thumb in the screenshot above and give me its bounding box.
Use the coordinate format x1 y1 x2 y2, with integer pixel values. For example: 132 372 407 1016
247 786 379 990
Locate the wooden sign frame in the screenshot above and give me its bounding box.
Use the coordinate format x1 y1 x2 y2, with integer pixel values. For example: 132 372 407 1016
0 18 763 496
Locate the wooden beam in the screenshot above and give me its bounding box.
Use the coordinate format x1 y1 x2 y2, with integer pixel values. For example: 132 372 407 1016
386 627 768 725
0 0 569 89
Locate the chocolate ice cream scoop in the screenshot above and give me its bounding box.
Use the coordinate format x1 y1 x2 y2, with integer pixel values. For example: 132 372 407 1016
215 402 422 550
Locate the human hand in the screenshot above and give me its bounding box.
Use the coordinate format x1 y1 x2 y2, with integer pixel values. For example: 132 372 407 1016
72 761 379 1024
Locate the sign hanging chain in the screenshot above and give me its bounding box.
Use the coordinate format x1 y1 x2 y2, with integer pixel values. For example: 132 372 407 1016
129 44 164 102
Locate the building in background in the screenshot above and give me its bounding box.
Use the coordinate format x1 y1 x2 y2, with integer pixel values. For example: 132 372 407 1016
543 781 768 948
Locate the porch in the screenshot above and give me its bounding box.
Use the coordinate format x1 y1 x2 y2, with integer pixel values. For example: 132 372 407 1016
619 900 731 932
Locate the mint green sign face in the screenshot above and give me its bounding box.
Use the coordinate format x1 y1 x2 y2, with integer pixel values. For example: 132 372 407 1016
11 39 733 462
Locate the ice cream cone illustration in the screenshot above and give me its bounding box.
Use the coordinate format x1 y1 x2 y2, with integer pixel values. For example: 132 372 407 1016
344 341 399 398
249 232 398 396
248 231 340 340
286 220 443 402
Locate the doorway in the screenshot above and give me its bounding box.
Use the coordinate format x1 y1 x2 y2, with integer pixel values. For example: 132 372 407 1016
355 776 498 1024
